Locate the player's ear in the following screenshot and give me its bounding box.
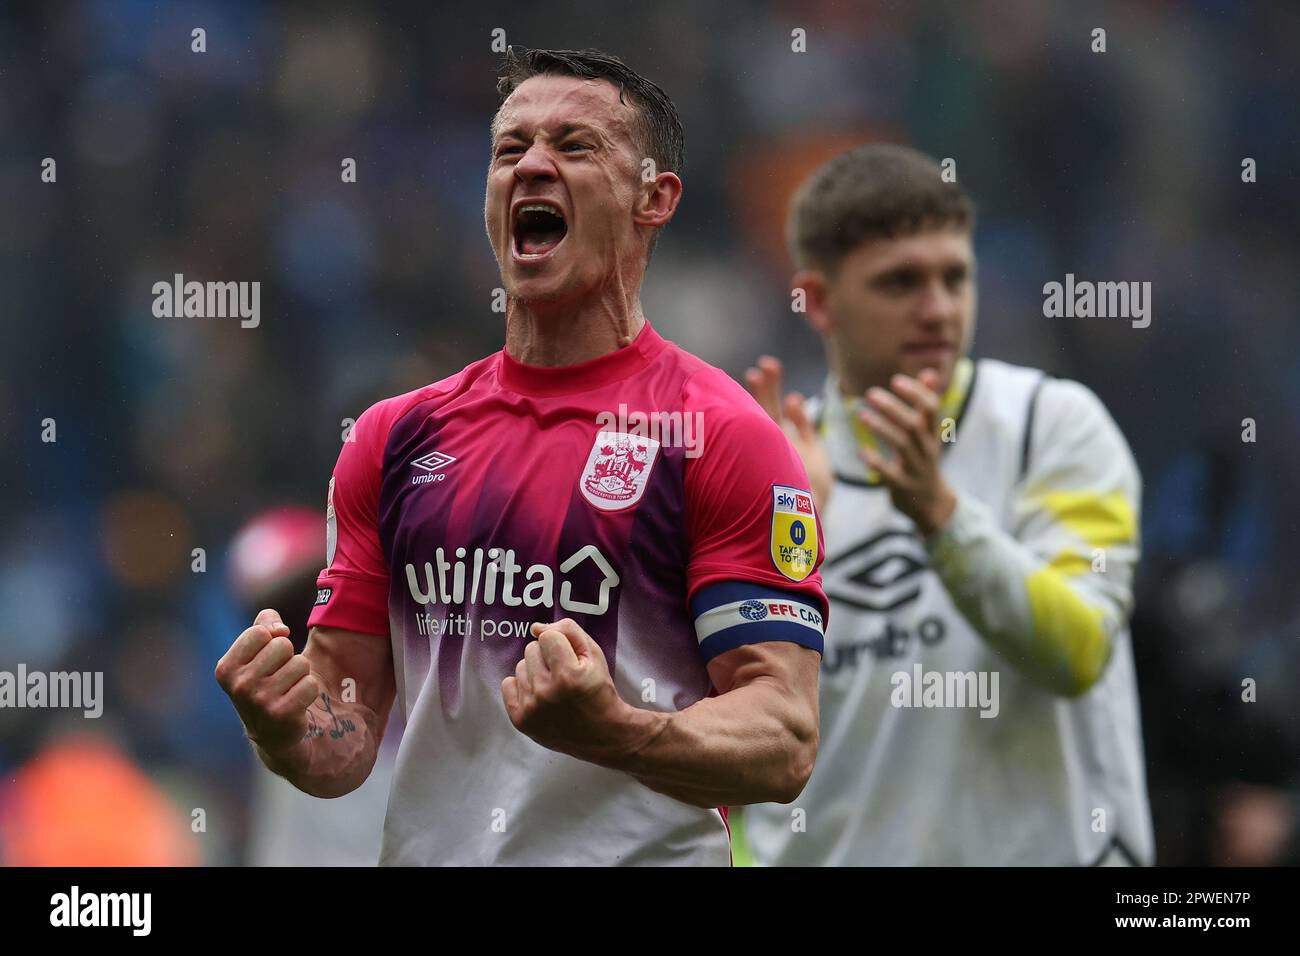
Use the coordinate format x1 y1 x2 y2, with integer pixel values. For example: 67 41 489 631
632 170 682 229
793 269 833 336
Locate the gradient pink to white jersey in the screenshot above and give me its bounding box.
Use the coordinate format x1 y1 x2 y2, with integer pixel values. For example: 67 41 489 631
308 322 826 865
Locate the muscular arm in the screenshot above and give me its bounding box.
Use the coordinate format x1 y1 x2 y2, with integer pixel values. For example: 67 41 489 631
504 619 821 810
616 641 821 808
506 371 827 809
241 623 396 799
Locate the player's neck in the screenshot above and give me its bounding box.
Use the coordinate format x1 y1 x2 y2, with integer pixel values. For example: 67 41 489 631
504 297 646 368
836 374 884 399
828 351 886 398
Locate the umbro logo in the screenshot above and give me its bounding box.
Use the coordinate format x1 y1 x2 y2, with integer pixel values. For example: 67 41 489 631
413 451 456 471
411 451 456 485
824 528 926 613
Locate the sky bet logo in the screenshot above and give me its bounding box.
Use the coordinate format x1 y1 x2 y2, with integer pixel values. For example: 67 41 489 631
771 485 818 582
776 490 814 515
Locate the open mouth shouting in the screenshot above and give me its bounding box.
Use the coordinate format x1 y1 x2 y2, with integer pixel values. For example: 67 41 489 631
511 198 569 263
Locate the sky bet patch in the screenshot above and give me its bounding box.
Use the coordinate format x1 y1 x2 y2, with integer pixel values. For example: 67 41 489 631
770 485 818 582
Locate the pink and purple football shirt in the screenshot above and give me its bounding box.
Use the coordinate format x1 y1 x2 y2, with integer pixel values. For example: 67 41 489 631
308 322 826 865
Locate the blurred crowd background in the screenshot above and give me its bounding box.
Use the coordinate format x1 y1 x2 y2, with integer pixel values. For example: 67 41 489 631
1 0 1297 865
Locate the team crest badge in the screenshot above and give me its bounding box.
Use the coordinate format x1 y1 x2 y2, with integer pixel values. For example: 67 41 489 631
579 431 660 512
770 485 818 581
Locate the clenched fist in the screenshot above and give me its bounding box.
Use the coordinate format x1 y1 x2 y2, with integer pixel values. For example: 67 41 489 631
215 608 322 757
502 618 646 764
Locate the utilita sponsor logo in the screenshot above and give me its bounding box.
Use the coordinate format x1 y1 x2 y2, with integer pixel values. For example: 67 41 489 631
405 544 620 615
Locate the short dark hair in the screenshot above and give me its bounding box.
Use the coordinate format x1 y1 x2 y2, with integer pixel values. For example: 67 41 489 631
788 143 975 275
493 47 685 177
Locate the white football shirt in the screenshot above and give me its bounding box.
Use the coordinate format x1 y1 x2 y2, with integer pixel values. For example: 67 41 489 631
745 358 1155 866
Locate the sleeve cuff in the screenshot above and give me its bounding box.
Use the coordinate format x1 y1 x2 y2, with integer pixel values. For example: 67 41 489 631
923 491 999 582
306 573 390 637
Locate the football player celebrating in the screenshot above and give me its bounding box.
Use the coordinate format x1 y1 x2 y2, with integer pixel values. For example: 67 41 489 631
743 144 1154 866
215 48 827 866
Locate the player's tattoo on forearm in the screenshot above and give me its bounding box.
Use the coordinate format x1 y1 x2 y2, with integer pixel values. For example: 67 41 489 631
303 692 357 741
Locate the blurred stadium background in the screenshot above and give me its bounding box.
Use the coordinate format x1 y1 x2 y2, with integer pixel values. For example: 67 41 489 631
1 0 1297 865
